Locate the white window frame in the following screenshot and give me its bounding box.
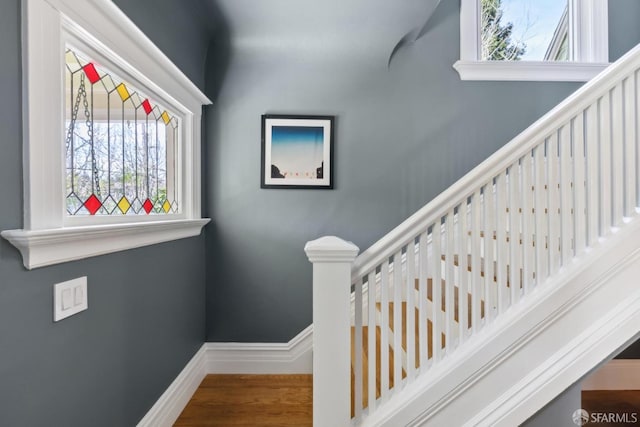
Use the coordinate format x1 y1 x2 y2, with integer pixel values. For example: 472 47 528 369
1 0 211 269
453 0 610 81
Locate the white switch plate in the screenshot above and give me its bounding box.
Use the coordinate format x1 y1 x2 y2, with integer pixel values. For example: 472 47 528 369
54 277 88 322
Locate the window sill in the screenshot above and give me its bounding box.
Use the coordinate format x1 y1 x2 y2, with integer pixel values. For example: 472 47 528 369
453 60 610 82
1 218 210 270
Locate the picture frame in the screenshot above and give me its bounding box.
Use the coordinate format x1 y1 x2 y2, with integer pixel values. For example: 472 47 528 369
261 114 335 189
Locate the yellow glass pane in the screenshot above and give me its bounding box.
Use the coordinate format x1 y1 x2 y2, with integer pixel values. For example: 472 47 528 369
162 200 171 213
161 111 171 125
118 196 131 214
116 83 130 101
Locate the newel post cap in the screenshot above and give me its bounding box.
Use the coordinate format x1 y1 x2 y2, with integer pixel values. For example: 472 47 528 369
304 236 359 263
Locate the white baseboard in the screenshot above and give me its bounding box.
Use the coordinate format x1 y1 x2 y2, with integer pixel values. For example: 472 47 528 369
137 325 313 426
137 344 207 427
582 360 640 390
205 325 313 374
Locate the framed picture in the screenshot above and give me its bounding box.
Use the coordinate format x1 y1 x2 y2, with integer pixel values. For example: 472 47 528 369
261 114 334 189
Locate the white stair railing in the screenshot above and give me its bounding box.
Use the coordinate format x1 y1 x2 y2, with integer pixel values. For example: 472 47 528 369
305 42 640 427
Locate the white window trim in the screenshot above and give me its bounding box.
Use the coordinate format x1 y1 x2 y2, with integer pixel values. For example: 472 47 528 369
1 0 211 269
453 0 610 81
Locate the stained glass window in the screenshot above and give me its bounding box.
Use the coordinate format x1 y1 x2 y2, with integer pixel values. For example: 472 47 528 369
65 46 179 216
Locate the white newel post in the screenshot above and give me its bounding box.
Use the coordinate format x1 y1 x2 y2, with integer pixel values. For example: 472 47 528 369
305 236 359 427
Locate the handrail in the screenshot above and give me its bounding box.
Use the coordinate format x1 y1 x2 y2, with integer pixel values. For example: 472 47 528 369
351 42 640 282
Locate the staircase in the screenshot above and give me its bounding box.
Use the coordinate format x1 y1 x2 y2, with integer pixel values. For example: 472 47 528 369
305 43 640 427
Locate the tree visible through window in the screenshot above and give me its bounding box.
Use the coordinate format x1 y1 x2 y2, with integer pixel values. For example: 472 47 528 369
481 0 526 60
65 47 178 216
481 0 569 62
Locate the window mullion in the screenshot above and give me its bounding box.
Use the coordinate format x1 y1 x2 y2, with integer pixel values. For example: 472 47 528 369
568 0 580 61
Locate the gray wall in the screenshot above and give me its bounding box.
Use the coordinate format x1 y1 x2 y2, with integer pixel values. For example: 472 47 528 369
0 1 210 426
203 0 640 342
522 381 583 427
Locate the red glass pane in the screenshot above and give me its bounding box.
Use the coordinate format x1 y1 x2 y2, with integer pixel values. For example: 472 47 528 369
84 194 103 215
82 63 101 84
142 198 154 214
142 99 153 115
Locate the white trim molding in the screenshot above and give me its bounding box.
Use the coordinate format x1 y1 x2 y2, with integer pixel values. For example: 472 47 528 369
3 0 212 269
137 345 208 427
453 61 609 82
1 219 209 269
206 325 313 374
455 0 609 81
137 326 313 427
582 360 640 391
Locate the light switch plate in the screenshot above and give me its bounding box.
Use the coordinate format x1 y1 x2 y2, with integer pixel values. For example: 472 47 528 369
54 277 88 322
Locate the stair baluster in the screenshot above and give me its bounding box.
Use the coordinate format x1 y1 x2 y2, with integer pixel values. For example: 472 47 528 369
623 76 637 217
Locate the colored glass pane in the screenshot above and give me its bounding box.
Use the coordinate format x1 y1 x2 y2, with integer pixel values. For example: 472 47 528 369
162 200 171 213
142 99 153 115
82 63 101 84
116 83 130 101
161 111 171 125
84 194 102 215
143 198 154 214
117 196 131 214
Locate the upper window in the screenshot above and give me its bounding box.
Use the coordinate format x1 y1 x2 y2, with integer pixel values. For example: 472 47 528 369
454 0 609 81
1 0 211 269
64 46 179 217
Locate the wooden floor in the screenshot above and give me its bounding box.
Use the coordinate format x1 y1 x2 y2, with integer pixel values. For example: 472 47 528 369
174 376 640 426
582 391 640 427
174 374 312 426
